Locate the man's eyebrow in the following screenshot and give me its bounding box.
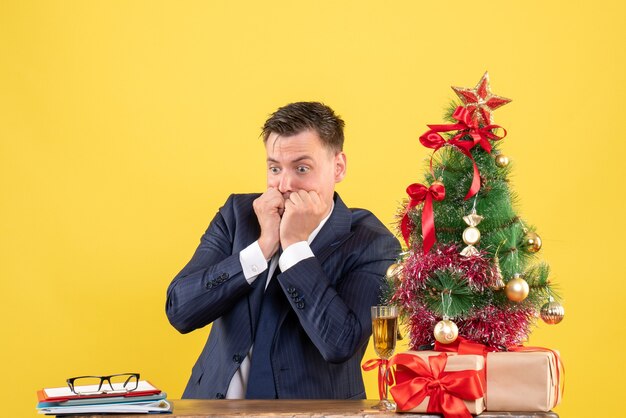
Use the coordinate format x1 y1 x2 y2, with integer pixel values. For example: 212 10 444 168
267 155 314 163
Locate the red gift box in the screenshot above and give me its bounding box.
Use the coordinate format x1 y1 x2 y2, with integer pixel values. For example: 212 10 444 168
389 351 486 418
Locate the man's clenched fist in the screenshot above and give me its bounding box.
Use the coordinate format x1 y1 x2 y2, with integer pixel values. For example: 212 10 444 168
280 190 329 249
253 188 284 259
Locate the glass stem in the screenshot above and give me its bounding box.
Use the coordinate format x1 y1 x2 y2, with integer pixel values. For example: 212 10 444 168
378 359 388 400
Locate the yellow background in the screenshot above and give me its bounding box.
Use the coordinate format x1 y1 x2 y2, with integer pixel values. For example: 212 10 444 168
1 1 624 416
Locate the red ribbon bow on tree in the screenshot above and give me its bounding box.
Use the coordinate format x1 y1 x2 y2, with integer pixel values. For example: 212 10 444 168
401 182 446 253
388 352 485 418
419 106 507 200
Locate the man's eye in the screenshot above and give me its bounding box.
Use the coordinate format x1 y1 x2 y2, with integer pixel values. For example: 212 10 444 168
269 167 280 174
296 166 310 173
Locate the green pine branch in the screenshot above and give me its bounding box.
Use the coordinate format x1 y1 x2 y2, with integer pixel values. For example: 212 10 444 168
422 269 483 318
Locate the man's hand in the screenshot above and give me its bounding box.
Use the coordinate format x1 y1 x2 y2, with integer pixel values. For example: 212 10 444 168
253 188 284 259
280 190 329 249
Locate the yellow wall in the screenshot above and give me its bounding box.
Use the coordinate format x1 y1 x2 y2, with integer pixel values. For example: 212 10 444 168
1 1 624 416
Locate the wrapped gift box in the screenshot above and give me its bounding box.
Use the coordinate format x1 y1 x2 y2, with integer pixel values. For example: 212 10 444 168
486 350 562 411
390 351 485 417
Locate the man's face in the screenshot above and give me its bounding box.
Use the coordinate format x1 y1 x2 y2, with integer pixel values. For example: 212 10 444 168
265 129 346 207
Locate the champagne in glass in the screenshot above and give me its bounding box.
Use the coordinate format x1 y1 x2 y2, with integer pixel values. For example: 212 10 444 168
373 315 398 359
371 305 398 410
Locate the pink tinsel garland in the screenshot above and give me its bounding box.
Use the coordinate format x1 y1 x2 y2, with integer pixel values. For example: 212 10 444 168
392 244 535 350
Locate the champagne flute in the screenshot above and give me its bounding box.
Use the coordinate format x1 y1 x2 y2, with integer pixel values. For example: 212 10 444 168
371 305 398 410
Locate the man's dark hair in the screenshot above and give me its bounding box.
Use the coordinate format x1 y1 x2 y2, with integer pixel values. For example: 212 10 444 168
262 102 345 153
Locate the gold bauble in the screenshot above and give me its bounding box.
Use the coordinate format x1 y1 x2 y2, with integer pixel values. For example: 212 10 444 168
386 263 403 279
524 231 542 253
462 226 481 246
433 319 459 344
505 275 530 302
495 154 510 167
540 300 565 324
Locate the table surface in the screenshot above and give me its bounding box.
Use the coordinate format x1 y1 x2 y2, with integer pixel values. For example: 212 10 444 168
59 399 559 418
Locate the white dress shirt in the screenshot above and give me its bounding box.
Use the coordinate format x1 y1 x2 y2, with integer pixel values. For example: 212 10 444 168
225 204 334 399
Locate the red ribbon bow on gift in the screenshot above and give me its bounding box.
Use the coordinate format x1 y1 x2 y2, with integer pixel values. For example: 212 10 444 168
434 336 497 356
400 182 446 252
419 106 507 200
388 352 485 418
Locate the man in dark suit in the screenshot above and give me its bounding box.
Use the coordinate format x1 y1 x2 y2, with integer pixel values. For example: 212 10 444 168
166 102 401 400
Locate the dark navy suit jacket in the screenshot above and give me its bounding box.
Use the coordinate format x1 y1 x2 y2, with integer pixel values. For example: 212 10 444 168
166 193 400 399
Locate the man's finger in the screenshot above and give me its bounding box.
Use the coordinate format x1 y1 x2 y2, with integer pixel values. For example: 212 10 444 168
271 193 285 205
268 187 282 196
308 190 322 206
289 191 304 205
284 199 295 211
298 189 315 204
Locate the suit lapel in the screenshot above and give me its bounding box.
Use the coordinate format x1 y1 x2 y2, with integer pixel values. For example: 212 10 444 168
309 193 353 263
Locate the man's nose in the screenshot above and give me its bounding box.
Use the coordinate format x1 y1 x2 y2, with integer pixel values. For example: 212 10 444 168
277 172 293 193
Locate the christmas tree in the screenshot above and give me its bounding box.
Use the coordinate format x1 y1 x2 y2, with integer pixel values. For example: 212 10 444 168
388 72 565 350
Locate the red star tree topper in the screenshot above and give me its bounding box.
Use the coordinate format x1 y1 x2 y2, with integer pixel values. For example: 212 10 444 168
452 71 512 126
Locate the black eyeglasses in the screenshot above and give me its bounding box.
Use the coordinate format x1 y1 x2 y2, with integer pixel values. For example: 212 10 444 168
66 373 140 395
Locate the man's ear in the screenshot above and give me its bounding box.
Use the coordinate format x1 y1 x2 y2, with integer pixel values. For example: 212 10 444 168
334 152 347 183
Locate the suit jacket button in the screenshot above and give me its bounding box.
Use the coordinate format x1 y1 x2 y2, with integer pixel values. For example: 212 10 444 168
219 273 229 280
293 296 301 303
216 393 225 399
287 287 296 294
296 301 305 309
206 282 213 289
233 354 243 363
